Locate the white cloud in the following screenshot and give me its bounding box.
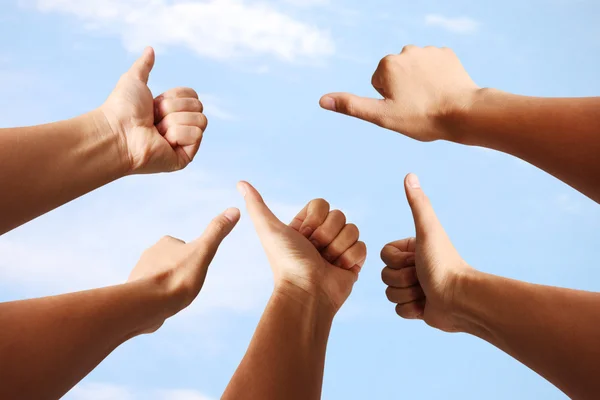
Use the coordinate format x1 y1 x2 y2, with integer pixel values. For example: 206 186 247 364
24 0 335 63
425 14 480 34
66 383 215 400
284 0 329 7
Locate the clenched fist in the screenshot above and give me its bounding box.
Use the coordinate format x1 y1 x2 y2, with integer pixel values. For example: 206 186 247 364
381 174 474 332
101 47 208 174
320 46 480 142
238 181 367 313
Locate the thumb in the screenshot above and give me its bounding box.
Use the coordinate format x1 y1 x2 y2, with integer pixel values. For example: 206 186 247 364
237 181 283 234
129 46 155 84
320 93 390 127
404 174 444 238
191 208 241 265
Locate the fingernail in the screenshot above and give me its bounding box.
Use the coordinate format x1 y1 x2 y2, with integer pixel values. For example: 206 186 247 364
300 227 313 237
405 255 416 265
236 182 247 197
407 174 421 189
223 208 240 222
321 96 336 112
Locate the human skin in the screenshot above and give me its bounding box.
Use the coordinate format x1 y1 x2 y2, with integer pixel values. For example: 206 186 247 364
222 182 367 400
381 173 600 400
320 45 600 203
0 47 208 235
0 208 240 400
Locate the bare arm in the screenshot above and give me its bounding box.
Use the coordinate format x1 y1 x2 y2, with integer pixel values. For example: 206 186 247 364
0 47 208 235
223 183 366 400
0 208 239 400
223 284 334 399
457 272 600 399
453 91 600 202
0 112 126 234
320 45 600 202
380 174 600 399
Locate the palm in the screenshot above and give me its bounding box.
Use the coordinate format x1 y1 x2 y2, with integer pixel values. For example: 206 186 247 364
266 225 356 310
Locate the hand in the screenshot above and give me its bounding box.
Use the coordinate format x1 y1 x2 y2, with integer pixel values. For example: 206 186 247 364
381 174 474 332
127 208 240 333
100 47 208 174
238 181 367 313
320 46 480 142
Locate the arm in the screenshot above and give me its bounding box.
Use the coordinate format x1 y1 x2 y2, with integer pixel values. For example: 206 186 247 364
453 91 600 202
0 47 208 235
0 208 239 400
223 182 367 400
457 272 600 400
380 174 600 399
224 284 335 399
320 45 600 203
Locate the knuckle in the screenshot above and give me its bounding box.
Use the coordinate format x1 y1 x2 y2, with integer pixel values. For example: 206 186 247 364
346 223 359 238
401 44 417 53
330 209 346 224
196 99 204 113
385 286 395 301
211 216 230 233
312 198 330 212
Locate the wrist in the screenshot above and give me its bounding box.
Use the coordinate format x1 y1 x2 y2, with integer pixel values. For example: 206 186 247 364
438 87 499 145
90 107 134 176
449 269 495 338
273 279 337 321
122 279 175 338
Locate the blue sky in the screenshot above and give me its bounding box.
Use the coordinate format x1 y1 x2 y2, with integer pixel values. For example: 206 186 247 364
1 0 600 399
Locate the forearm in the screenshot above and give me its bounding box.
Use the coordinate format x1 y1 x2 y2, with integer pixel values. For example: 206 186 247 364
223 283 335 400
0 280 167 400
456 270 600 399
451 90 600 202
0 110 128 234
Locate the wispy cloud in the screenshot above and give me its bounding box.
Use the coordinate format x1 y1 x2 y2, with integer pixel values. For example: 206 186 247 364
425 14 481 34
66 383 215 400
24 0 335 64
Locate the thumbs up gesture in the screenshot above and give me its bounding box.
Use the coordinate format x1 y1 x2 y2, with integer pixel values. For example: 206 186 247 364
238 181 367 314
100 47 208 174
381 174 475 332
320 46 479 142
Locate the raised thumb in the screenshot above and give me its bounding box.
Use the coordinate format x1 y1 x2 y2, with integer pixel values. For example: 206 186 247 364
237 181 283 235
404 174 444 238
129 47 155 84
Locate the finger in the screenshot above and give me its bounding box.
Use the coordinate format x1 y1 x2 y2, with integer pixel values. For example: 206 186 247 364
382 266 418 288
298 199 330 238
404 174 444 238
180 140 202 164
309 210 346 250
191 208 241 265
384 237 417 253
237 181 283 234
380 245 415 270
395 300 425 320
320 93 391 127
157 112 208 136
155 97 204 124
334 241 367 270
156 87 199 101
164 125 204 148
128 47 155 84
289 204 307 231
322 223 359 263
386 285 425 305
